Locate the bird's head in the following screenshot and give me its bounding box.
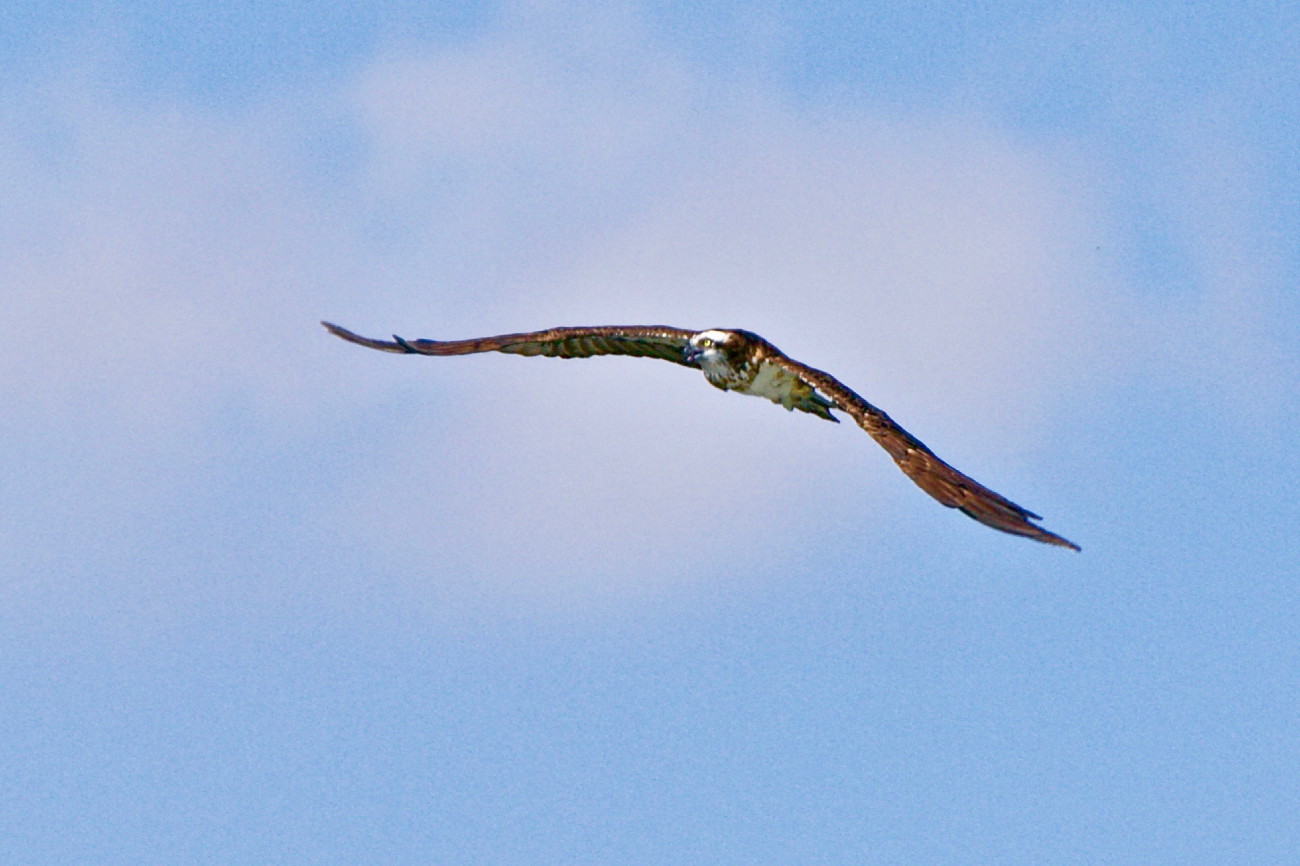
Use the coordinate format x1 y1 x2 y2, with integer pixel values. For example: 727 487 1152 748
684 329 760 387
684 329 738 368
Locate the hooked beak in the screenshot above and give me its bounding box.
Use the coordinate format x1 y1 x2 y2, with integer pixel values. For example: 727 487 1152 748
682 344 703 365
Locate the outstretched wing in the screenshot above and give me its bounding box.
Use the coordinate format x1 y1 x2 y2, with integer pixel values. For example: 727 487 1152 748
767 353 1080 550
322 321 698 367
323 319 1076 550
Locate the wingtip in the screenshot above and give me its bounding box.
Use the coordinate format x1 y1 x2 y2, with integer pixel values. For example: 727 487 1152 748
321 320 364 343
320 321 412 353
1030 523 1081 551
956 501 1080 551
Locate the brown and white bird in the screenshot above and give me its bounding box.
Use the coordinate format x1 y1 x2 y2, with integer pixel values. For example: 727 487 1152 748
323 321 1079 550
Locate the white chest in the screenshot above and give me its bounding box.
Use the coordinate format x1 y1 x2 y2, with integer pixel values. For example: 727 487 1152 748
740 362 799 407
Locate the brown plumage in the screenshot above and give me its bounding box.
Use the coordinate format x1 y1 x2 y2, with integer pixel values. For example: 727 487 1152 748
322 320 1079 550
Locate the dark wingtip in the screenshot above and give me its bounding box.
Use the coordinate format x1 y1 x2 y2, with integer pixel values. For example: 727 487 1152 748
1028 524 1081 552
957 501 1079 551
1035 532 1080 552
322 320 360 339
1029 518 1080 551
320 321 411 353
321 320 356 340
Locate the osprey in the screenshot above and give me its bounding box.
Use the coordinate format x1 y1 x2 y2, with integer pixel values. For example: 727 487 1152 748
323 321 1079 550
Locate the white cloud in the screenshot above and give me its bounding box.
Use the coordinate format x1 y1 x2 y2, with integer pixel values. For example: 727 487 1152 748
0 81 365 434
322 25 1117 602
1 11 1130 615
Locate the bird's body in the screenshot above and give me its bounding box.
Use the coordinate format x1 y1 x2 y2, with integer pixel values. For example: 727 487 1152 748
688 329 839 420
323 320 1078 550
743 361 817 409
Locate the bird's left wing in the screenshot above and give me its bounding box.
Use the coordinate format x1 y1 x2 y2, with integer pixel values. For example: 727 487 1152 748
766 353 1080 550
322 322 699 367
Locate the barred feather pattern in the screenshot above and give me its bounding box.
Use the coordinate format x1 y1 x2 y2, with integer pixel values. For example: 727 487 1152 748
322 322 696 366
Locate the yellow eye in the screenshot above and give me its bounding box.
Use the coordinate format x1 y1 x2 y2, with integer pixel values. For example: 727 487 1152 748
699 337 714 348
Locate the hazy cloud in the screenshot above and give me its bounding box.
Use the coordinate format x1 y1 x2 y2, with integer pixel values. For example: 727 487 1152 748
7 3 1286 615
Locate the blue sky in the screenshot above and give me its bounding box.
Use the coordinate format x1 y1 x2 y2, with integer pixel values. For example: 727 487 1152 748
2 1 1298 862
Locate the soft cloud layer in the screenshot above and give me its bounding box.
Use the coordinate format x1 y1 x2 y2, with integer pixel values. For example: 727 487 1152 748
1 40 1106 614
3 6 1297 862
2 5 1288 614
329 28 1116 599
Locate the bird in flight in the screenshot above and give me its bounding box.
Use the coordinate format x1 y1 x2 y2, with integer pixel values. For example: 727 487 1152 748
322 321 1078 550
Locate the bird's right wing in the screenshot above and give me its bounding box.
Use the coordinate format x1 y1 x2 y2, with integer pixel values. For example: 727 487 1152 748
322 322 700 367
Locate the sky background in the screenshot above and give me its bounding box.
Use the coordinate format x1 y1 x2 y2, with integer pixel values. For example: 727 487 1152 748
2 1 1298 862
